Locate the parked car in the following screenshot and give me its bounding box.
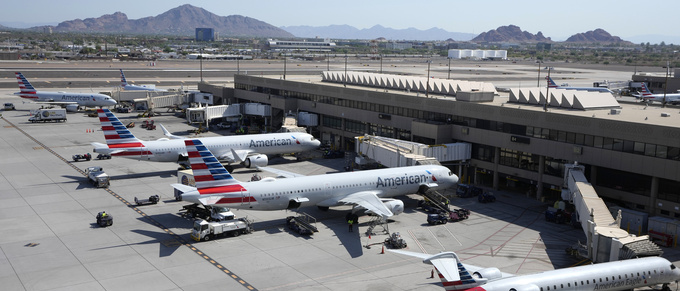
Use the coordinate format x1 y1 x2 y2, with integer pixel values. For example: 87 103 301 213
216 122 231 130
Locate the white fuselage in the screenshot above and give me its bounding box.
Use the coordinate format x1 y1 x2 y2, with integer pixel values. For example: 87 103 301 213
644 93 680 104
469 256 680 291
182 165 458 210
15 91 117 107
101 132 319 162
123 84 166 92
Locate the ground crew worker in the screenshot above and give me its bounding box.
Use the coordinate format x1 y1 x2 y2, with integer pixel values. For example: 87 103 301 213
348 218 354 232
101 211 107 218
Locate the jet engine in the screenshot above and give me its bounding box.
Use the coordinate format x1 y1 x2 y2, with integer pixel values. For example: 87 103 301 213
65 104 79 112
244 154 268 168
473 267 502 281
381 198 405 215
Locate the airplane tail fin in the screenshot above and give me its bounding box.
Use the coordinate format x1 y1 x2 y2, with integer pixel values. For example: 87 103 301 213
185 139 246 198
389 250 486 291
97 109 145 150
546 76 559 88
640 83 653 96
120 69 128 87
15 72 37 93
159 123 184 139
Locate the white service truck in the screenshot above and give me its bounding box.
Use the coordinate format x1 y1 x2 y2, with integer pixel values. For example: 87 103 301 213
29 108 67 123
86 166 110 188
191 217 253 241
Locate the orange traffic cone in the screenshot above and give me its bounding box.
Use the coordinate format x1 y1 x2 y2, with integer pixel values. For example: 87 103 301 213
380 245 385 254
86 129 89 133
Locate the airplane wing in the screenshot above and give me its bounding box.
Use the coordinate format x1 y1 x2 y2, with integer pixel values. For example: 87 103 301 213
256 166 307 178
159 124 184 140
334 191 393 217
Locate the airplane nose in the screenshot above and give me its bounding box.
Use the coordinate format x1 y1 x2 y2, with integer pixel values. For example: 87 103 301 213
451 174 459 184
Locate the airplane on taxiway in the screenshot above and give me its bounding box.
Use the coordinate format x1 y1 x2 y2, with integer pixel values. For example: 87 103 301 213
390 249 680 291
172 139 459 218
546 76 613 93
14 72 117 111
119 69 167 91
91 109 320 169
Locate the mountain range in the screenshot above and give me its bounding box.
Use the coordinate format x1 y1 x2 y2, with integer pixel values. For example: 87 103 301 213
2 4 669 43
42 4 294 38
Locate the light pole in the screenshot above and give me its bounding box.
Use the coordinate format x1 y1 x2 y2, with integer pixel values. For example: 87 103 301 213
426 59 431 98
326 53 329 71
447 57 451 80
543 67 552 112
343 54 347 87
380 54 383 73
283 55 287 80
663 61 669 108
237 58 240 75
199 47 203 83
536 61 541 87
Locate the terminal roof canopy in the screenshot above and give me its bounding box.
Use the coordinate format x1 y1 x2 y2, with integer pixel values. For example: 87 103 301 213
509 88 620 110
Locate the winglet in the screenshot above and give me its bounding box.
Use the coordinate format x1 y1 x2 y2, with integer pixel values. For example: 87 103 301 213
389 250 487 290
159 123 184 139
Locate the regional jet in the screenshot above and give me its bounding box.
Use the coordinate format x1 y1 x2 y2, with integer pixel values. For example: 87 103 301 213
639 83 680 105
14 72 117 111
91 109 320 168
172 139 459 218
119 69 167 91
547 76 613 93
390 249 680 291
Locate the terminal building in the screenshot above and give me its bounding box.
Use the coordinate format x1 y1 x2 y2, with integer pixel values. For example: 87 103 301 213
199 72 680 218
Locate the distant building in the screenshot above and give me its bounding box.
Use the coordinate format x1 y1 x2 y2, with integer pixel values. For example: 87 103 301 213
385 41 413 50
195 28 215 42
266 39 336 52
448 49 507 60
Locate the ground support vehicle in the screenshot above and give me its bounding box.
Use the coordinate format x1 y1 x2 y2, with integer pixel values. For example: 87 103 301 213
478 191 496 203
456 184 483 198
96 211 112 227
174 169 195 201
191 218 253 241
545 207 571 224
126 122 135 128
96 153 111 160
86 166 110 188
180 204 235 221
141 119 156 130
4 103 15 110
29 108 67 122
134 195 160 206
286 213 318 235
73 153 92 162
384 232 407 249
427 213 449 225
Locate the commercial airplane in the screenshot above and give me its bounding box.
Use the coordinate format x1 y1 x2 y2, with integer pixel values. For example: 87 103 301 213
91 109 320 168
172 139 459 218
120 69 167 91
639 83 680 105
390 249 680 291
14 72 117 111
546 76 613 93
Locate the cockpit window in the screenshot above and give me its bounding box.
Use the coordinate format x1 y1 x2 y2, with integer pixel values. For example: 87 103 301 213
671 264 676 270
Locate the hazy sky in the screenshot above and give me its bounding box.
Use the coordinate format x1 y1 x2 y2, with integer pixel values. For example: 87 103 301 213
2 0 678 42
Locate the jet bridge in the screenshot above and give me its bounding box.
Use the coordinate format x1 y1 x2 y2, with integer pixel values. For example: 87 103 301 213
354 135 471 169
562 163 662 262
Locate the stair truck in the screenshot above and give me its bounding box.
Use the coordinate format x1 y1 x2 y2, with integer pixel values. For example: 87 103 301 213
191 217 253 241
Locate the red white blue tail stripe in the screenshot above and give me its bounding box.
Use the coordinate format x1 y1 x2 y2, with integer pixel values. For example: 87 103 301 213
15 72 38 99
97 109 150 156
546 76 559 88
120 69 128 87
185 139 249 197
640 83 653 97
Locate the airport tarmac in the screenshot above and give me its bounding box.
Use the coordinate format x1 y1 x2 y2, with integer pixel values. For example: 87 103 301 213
0 61 678 291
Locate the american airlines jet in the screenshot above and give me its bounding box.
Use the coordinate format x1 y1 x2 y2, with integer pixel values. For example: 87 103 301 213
391 250 680 291
119 69 167 91
172 139 459 218
91 109 320 168
14 72 117 111
639 83 680 105
546 76 613 93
